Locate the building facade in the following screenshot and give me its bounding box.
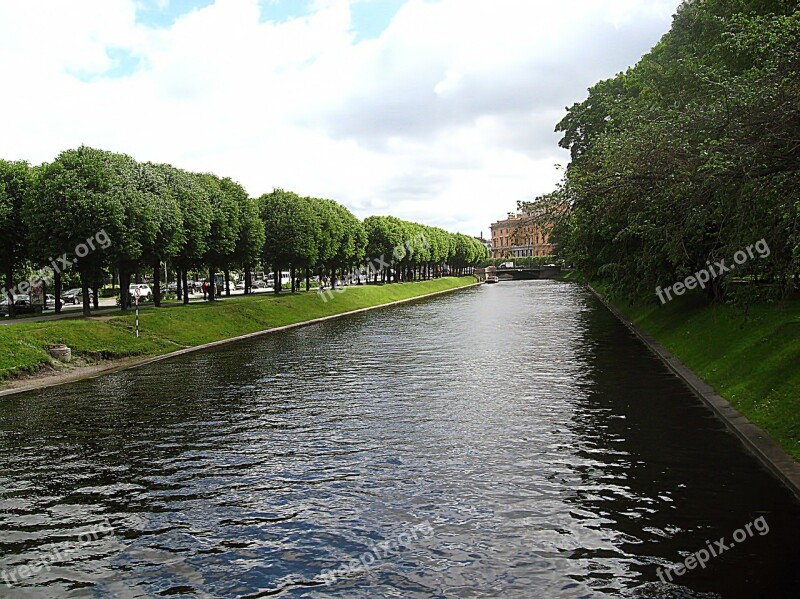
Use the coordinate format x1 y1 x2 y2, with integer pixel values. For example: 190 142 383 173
489 210 554 259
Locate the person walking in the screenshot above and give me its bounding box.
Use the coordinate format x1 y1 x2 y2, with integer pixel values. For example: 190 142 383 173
201 280 208 301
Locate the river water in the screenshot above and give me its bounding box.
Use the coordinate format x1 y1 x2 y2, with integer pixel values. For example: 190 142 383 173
0 281 798 598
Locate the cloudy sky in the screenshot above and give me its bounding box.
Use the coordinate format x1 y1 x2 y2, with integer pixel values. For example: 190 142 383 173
0 0 679 236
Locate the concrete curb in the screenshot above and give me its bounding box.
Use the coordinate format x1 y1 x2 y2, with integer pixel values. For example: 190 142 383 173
0 281 482 398
588 285 800 501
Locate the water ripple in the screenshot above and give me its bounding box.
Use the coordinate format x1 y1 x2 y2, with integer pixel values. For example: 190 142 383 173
0 282 798 597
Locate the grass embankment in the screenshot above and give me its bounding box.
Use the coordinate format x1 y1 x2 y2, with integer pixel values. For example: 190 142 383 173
0 277 477 383
605 288 800 461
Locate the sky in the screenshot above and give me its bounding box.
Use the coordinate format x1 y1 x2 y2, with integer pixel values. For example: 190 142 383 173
0 0 680 237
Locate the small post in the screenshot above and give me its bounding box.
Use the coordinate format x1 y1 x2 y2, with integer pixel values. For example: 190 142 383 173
134 286 141 338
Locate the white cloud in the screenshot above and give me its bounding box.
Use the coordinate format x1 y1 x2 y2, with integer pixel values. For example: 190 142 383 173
0 0 679 236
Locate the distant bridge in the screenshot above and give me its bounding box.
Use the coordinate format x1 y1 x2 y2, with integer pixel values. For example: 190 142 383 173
496 266 563 281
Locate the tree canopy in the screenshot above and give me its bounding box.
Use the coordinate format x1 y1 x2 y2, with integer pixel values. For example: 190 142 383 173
549 0 800 301
4 145 483 314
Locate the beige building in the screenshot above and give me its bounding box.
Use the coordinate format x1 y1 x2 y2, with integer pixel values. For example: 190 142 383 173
489 210 554 259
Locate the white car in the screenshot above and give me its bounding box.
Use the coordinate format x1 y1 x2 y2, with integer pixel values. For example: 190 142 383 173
129 284 152 301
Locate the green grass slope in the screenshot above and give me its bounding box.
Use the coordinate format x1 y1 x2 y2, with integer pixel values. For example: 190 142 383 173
612 292 800 460
0 277 476 382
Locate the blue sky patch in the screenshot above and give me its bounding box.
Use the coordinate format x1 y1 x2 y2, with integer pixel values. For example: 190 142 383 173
257 0 313 24
67 48 143 81
105 48 143 78
350 0 405 41
134 0 216 28
133 0 404 39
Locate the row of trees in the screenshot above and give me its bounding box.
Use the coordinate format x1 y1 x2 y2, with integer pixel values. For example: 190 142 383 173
542 0 800 302
363 216 488 280
0 146 487 317
256 191 488 290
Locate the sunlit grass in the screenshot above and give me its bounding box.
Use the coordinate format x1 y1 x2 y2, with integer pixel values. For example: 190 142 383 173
0 278 476 382
612 291 800 461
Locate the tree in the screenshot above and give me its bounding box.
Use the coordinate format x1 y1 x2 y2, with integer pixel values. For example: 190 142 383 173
233 194 265 294
259 190 319 293
140 163 183 307
199 174 240 301
169 168 212 304
0 160 32 318
26 147 124 316
553 2 800 301
364 215 404 282
112 154 160 312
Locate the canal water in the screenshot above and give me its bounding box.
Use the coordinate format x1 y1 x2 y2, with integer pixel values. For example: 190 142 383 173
0 281 798 598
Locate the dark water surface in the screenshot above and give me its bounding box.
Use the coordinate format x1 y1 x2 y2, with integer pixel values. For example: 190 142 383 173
0 281 798 598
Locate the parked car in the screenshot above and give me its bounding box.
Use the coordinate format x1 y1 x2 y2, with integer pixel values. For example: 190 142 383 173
166 282 179 293
252 279 269 289
234 281 245 290
0 295 39 316
62 288 96 305
129 284 152 301
116 284 153 306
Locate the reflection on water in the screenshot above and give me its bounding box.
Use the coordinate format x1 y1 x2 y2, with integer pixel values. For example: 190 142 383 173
0 281 798 597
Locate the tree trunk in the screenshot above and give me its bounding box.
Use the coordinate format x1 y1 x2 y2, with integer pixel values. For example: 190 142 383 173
244 265 252 295
92 284 99 310
153 257 162 307
182 270 190 304
290 266 296 293
80 272 91 317
224 268 231 297
5 267 15 319
305 268 310 292
209 267 216 301
54 271 62 314
119 266 131 312
176 268 183 299
273 269 280 294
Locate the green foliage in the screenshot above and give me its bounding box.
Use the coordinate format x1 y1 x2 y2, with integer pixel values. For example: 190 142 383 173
0 160 33 287
200 174 241 270
141 163 185 263
234 194 265 270
26 147 124 279
14 145 479 310
168 166 213 271
553 1 800 302
363 215 487 275
259 189 321 273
